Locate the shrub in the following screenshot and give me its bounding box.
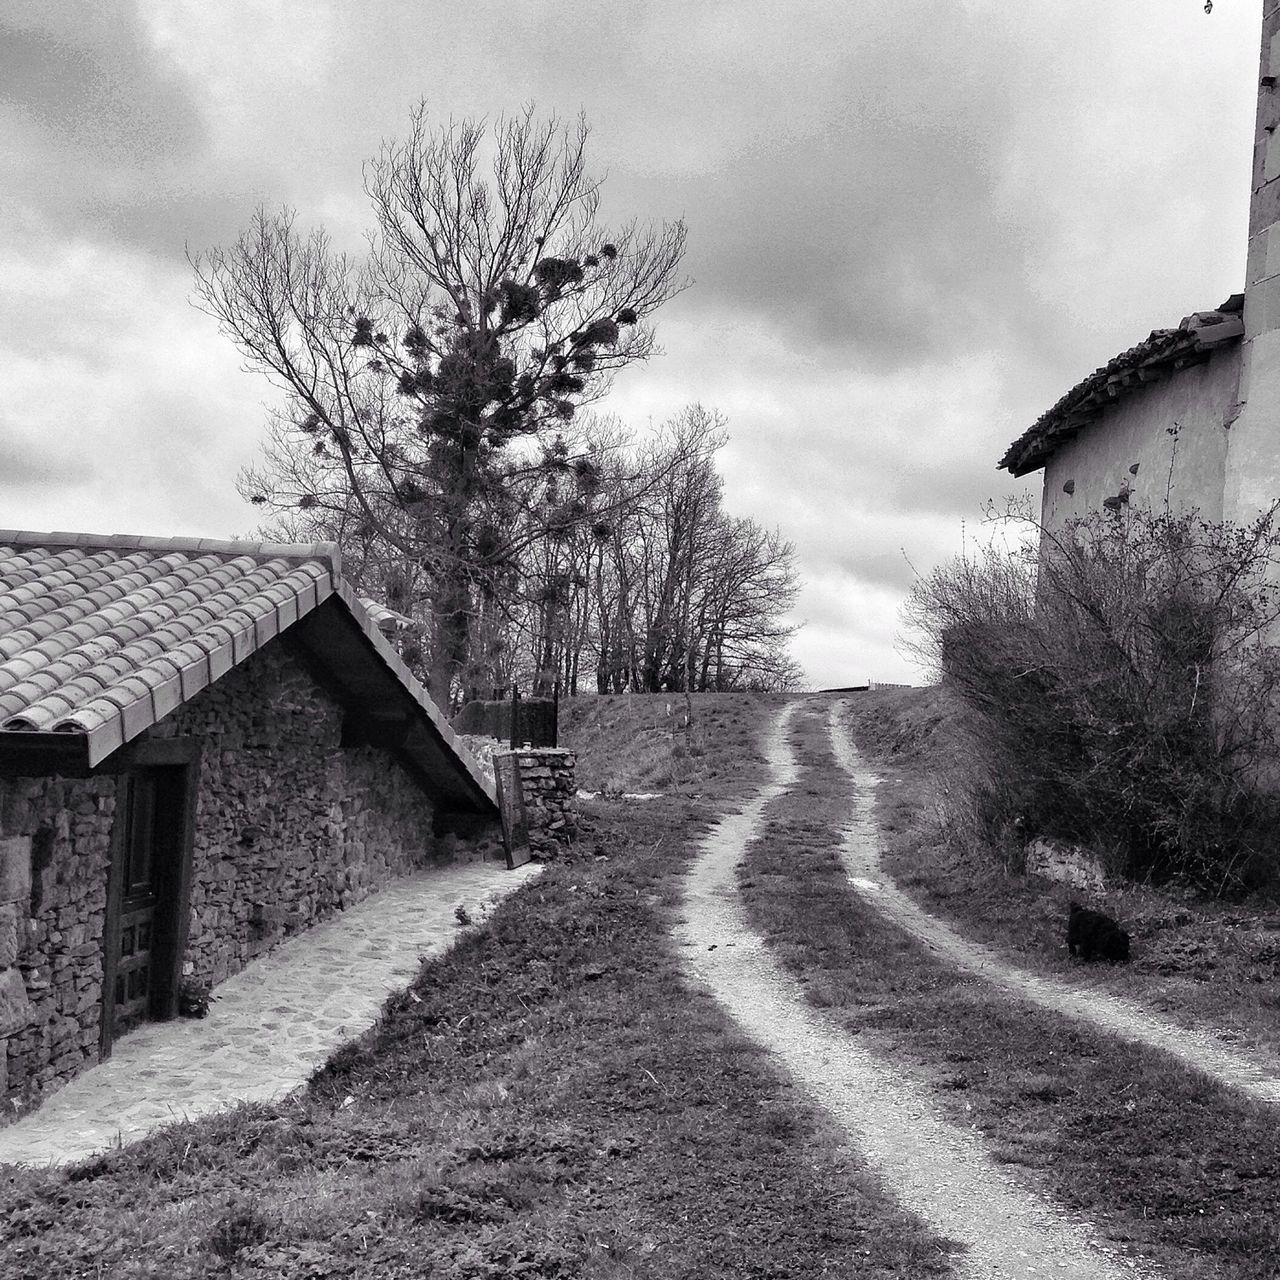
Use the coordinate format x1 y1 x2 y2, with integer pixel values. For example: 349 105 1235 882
902 503 1280 894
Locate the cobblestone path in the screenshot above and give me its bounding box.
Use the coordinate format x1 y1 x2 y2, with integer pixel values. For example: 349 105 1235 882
0 859 542 1167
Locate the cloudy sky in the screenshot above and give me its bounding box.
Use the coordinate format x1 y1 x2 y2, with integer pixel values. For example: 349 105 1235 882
0 0 1261 687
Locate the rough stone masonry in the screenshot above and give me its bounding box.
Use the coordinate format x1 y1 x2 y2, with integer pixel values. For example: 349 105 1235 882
503 747 578 859
0 638 494 1121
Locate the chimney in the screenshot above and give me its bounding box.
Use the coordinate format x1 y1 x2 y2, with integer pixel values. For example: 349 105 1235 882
1225 3 1280 523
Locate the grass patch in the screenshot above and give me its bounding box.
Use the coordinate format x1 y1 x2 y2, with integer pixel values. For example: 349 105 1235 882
843 687 1280 1061
1 784 957 1277
560 692 782 801
739 699 1280 1280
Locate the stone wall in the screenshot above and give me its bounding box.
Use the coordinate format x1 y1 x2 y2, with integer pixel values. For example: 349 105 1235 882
0 634 484 1119
503 748 578 858
153 639 447 989
0 774 117 1118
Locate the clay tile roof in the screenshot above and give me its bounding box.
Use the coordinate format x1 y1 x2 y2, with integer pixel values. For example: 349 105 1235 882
0 532 341 766
998 294 1245 477
0 530 495 811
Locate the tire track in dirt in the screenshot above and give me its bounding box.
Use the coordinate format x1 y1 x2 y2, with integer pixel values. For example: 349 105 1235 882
828 698 1280 1107
676 700 1155 1280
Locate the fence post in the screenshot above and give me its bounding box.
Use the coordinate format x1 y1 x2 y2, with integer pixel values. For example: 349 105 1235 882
552 680 560 748
510 684 521 750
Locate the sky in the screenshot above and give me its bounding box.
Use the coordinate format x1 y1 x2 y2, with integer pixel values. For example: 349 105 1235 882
0 0 1262 688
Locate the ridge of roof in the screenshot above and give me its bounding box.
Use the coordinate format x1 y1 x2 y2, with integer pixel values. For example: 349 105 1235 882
0 530 342 575
998 294 1245 478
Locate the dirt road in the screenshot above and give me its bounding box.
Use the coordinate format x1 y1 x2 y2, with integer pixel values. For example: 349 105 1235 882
675 700 1156 1280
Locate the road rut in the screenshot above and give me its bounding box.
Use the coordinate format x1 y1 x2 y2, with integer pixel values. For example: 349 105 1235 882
828 698 1280 1106
675 701 1154 1280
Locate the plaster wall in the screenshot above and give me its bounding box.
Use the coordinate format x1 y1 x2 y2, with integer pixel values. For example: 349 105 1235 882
1041 346 1240 529
1225 2 1280 526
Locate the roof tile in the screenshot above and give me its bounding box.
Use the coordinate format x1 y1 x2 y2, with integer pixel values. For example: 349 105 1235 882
0 532 336 762
1000 294 1245 476
0 530 491 805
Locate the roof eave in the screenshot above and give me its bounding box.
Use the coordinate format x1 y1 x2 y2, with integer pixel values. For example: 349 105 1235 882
998 313 1244 478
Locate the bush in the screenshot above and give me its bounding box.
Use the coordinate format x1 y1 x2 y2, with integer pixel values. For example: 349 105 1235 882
903 503 1280 895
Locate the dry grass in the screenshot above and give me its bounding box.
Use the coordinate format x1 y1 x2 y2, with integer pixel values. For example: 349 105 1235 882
559 691 782 801
737 696 1280 1279
844 687 1280 1062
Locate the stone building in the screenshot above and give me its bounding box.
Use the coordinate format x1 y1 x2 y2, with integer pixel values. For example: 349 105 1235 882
1001 6 1280 531
0 531 500 1118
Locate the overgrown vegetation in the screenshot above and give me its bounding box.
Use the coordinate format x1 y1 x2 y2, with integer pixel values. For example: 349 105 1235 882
902 502 1280 893
741 701 1280 1280
845 687 1280 1061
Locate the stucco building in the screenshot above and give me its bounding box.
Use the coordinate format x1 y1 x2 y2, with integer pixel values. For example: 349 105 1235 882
1001 6 1280 531
0 531 500 1118
999 299 1244 522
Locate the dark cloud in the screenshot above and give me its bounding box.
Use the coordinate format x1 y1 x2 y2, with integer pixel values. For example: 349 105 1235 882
0 16 204 165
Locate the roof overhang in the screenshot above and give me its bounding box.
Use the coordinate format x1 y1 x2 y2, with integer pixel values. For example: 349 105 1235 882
998 296 1245 478
289 588 496 815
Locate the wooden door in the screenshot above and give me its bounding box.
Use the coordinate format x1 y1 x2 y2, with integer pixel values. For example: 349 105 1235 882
112 769 158 1035
101 762 195 1057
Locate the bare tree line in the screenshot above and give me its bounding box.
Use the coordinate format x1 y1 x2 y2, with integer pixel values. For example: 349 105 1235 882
191 105 802 705
247 404 801 700
521 406 802 696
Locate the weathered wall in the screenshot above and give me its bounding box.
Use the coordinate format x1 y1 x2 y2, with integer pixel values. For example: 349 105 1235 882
1 634 481 1119
153 639 446 988
0 774 117 1118
1041 345 1241 529
1226 2 1280 526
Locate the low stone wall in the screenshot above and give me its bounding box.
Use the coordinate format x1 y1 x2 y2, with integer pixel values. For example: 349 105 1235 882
503 748 578 858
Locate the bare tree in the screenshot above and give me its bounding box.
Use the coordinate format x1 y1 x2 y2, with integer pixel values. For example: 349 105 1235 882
191 104 688 706
555 407 802 694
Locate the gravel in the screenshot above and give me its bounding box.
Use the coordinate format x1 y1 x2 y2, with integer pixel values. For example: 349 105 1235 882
674 700 1158 1280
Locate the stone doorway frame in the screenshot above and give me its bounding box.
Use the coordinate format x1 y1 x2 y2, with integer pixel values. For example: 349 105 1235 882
99 739 200 1060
